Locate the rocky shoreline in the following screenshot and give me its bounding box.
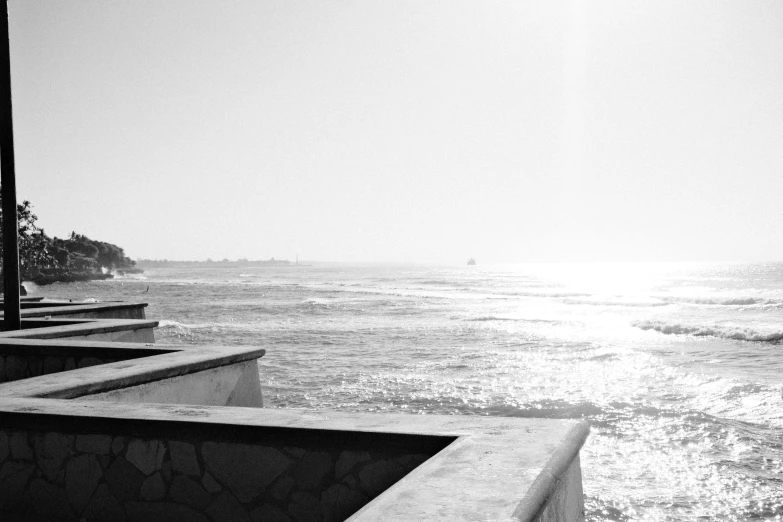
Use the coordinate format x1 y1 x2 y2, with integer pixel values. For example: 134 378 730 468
29 267 144 286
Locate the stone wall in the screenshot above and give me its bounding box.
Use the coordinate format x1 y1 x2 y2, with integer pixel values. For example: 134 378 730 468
0 353 122 384
0 426 434 522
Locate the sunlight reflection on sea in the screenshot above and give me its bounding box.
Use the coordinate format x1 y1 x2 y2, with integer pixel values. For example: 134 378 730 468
32 262 783 521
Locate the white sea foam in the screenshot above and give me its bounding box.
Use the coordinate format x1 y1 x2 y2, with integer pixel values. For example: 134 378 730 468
564 296 669 307
632 320 783 342
466 316 559 323
113 272 148 281
662 296 778 306
158 319 213 330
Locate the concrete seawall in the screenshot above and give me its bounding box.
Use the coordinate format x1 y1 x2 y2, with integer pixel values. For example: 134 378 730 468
0 301 589 521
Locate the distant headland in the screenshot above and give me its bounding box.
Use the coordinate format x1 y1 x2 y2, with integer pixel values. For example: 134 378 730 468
1 199 139 286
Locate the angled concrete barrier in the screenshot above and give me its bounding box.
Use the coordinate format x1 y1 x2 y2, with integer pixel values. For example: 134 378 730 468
0 301 589 521
13 301 149 320
0 297 147 319
0 401 587 521
0 318 158 343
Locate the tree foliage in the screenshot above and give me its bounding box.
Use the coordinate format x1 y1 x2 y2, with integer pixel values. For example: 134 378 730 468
0 199 60 279
52 232 135 272
0 197 135 280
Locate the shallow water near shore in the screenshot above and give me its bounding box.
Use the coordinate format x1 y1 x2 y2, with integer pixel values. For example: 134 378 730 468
31 262 783 521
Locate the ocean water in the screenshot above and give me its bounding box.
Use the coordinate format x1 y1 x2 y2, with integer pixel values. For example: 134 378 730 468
28 262 783 521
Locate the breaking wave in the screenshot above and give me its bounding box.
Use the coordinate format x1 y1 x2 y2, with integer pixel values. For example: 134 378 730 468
157 319 214 330
564 297 669 307
465 316 559 323
662 296 780 306
466 316 522 322
632 320 783 343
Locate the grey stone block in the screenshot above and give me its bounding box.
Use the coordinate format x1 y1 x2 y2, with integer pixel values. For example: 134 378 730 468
29 478 75 519
341 475 358 490
202 442 293 503
294 451 333 491
270 473 295 500
126 439 163 476
251 503 293 522
0 431 9 463
5 355 27 381
66 453 102 514
206 491 252 522
111 436 125 455
335 450 371 479
169 474 211 510
202 471 222 493
140 472 167 501
161 460 172 482
28 356 43 376
169 440 200 476
82 484 126 521
32 432 74 482
156 440 167 469
97 453 112 470
76 433 112 455
288 491 321 522
357 459 408 498
0 461 36 502
125 501 209 522
105 457 145 501
77 356 103 369
285 447 307 459
43 355 64 375
321 483 368 522
9 431 32 460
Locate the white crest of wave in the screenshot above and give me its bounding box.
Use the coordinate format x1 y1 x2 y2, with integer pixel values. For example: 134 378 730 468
565 295 669 307
664 296 773 306
632 320 783 342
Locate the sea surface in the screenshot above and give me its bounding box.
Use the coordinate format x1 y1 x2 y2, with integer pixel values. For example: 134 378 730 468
28 262 783 521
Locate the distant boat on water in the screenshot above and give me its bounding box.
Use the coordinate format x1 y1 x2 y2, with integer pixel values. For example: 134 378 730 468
467 258 476 265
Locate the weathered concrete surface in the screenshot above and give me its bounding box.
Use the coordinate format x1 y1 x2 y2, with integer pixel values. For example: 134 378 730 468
531 456 584 522
0 318 158 343
82 359 263 407
0 342 266 402
226 358 265 407
0 309 588 521
10 301 148 320
0 338 173 358
0 402 589 521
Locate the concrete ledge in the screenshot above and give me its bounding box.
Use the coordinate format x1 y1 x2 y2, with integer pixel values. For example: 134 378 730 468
0 300 590 521
0 401 587 521
0 340 265 401
15 301 148 320
0 338 175 359
81 359 265 408
0 318 158 343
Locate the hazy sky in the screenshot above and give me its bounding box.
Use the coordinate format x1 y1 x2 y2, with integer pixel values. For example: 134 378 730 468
6 1 783 263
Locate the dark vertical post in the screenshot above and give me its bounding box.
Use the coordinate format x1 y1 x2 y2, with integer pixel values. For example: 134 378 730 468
0 0 21 330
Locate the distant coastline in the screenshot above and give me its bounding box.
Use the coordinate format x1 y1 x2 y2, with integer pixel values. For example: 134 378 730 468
135 258 299 268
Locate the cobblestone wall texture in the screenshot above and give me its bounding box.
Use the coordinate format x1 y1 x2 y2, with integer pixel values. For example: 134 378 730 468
0 354 116 383
0 428 431 522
